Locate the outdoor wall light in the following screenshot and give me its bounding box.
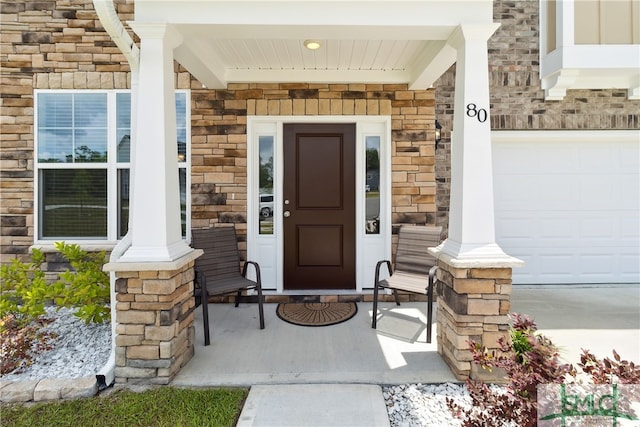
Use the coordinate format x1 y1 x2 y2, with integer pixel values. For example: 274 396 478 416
435 120 442 149
304 40 321 50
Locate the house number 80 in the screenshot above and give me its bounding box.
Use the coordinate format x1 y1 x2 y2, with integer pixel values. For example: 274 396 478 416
466 103 488 123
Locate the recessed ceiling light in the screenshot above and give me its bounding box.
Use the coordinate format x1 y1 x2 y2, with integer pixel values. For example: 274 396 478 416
304 40 321 50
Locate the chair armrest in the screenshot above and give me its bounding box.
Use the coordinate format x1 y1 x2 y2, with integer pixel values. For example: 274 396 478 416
426 265 438 344
194 267 205 292
242 261 262 287
427 265 437 294
374 260 392 285
194 267 208 305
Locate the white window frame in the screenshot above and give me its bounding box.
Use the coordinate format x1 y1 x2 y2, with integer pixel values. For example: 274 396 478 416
33 89 190 247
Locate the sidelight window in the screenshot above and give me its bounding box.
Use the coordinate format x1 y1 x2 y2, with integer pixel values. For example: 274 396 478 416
258 135 274 235
365 136 381 234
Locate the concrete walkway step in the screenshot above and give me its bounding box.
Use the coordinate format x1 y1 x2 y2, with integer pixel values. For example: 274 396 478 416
237 384 390 427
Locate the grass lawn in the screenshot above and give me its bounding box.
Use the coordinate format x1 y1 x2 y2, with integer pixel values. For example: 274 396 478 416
1 386 248 427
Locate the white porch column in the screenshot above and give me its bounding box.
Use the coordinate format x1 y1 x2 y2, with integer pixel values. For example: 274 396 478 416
120 23 192 262
432 24 523 380
436 24 522 265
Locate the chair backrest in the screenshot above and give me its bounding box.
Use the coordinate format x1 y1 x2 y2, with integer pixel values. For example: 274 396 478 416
394 225 442 275
191 226 242 280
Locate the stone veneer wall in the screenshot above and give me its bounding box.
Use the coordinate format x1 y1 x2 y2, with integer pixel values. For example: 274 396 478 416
0 0 439 265
189 83 438 249
0 0 138 262
434 0 640 234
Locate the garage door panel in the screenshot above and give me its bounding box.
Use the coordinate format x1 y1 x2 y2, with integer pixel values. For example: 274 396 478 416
493 132 640 284
620 215 639 239
539 179 580 208
539 253 576 279
619 148 640 170
580 254 615 276
493 145 540 173
580 217 612 239
578 145 616 171
499 213 637 248
620 255 640 278
495 217 535 241
578 176 621 209
620 179 640 209
540 216 576 239
494 175 539 207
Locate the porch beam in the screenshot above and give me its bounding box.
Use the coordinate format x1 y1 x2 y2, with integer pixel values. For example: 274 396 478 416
408 41 457 90
173 38 227 89
119 22 193 262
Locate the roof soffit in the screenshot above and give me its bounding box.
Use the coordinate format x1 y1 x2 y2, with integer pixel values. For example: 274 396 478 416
128 0 496 88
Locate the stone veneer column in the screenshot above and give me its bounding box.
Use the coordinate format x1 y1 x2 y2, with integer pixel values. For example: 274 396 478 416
104 250 202 384
434 257 515 381
431 23 524 381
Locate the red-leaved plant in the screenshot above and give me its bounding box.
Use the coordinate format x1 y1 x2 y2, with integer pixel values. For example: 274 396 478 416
579 349 640 385
448 313 575 426
448 313 640 426
0 314 56 375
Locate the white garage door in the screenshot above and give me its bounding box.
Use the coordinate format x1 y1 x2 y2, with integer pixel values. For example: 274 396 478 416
493 131 640 285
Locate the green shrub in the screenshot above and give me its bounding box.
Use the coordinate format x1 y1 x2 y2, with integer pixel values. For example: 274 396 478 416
0 243 110 325
48 242 110 324
0 249 49 324
1 245 110 375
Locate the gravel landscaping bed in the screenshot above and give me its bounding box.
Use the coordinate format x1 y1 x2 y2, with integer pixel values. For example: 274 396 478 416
1 307 112 382
383 383 471 426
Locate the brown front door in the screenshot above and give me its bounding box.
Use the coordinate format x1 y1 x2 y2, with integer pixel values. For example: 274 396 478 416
283 123 356 290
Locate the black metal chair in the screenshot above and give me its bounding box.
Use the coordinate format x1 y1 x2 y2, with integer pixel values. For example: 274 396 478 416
372 225 442 343
191 226 265 346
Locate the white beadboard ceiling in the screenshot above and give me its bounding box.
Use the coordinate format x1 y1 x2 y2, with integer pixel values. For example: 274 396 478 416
209 39 423 72
129 0 497 89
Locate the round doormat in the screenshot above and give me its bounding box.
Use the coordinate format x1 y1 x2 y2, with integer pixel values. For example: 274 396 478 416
276 302 357 327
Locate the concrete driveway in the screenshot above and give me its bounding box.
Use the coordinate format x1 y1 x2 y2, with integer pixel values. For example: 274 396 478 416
510 285 640 367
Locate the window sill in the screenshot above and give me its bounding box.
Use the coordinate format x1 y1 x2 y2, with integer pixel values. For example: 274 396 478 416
31 242 120 253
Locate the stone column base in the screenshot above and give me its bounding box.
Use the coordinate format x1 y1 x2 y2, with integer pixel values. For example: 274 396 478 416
105 249 203 385
434 257 518 382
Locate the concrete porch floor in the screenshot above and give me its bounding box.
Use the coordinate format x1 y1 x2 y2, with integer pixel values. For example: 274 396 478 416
172 285 640 388
172 299 455 387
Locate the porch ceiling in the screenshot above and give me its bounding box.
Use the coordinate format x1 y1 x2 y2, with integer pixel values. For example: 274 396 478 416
129 0 495 89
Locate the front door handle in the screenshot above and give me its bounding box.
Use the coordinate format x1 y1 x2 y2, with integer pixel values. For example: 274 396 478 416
283 210 291 218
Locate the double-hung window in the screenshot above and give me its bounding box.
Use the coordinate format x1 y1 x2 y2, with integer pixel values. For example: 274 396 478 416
35 90 190 242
